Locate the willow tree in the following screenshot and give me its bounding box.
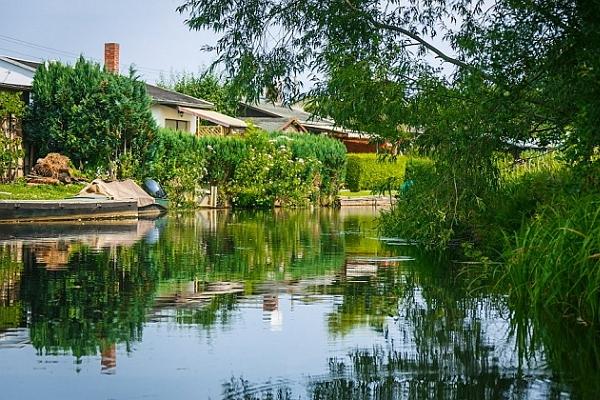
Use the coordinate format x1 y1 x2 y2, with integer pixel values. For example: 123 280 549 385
178 0 600 246
177 0 599 165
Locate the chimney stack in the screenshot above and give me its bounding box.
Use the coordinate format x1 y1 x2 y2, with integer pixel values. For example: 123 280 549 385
104 43 120 74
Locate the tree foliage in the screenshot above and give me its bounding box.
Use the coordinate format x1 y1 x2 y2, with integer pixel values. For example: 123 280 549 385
25 57 157 175
178 0 600 166
0 91 25 181
178 0 600 248
158 71 239 116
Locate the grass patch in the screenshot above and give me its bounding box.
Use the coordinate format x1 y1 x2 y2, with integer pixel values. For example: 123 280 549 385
339 189 397 198
0 182 84 200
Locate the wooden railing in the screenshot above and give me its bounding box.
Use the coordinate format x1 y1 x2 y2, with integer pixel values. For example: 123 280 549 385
196 126 225 136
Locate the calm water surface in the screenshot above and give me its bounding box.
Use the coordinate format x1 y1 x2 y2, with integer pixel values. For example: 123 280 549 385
0 208 598 399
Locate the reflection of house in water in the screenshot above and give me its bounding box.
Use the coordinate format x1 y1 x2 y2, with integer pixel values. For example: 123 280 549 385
262 294 282 331
150 281 245 320
344 261 379 278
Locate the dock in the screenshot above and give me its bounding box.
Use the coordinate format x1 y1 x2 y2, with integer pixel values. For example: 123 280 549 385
339 195 395 207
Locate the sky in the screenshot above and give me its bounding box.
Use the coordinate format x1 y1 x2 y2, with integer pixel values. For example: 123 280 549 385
1 0 219 83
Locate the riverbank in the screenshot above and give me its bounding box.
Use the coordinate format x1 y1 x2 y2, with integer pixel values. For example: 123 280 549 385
0 182 84 200
380 153 600 326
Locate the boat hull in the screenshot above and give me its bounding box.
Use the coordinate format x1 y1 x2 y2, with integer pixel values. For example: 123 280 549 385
0 199 138 223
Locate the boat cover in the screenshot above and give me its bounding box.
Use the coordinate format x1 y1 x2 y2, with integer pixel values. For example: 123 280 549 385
77 179 156 208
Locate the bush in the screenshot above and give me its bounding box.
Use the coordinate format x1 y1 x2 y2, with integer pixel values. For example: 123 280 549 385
229 130 321 208
25 57 157 175
142 129 207 206
345 153 407 192
141 127 346 208
270 132 347 203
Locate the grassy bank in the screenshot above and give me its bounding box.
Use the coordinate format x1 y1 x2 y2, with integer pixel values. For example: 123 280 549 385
380 153 600 325
0 182 84 200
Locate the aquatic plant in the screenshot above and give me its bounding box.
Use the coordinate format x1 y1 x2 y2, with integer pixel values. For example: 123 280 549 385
500 194 600 325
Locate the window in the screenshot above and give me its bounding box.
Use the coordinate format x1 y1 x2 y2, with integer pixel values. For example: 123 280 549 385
165 119 190 132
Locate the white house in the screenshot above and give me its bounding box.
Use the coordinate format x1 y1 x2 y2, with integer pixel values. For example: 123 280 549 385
104 43 246 135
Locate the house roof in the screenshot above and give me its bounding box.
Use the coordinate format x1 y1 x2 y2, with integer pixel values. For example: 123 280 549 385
179 107 247 128
3 56 43 71
146 84 213 109
238 100 319 121
0 82 32 91
238 100 367 136
245 117 290 132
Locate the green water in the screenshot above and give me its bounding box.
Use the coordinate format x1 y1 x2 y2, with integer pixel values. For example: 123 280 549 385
0 208 597 399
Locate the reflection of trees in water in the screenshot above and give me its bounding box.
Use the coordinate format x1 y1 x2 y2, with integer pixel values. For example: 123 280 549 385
510 307 600 399
1 211 598 397
0 244 23 330
20 245 158 358
223 252 596 399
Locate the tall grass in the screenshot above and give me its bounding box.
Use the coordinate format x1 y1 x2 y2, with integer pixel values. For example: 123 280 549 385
499 194 600 324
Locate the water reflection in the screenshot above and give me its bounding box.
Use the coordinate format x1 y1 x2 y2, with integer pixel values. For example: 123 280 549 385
0 208 597 399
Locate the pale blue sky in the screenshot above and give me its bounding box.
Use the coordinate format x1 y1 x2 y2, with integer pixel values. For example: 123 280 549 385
1 0 219 83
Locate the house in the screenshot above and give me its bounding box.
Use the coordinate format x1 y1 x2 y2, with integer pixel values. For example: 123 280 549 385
103 43 247 136
237 100 377 153
0 56 41 178
0 43 246 176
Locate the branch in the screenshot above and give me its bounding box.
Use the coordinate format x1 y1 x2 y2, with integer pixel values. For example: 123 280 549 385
343 0 471 71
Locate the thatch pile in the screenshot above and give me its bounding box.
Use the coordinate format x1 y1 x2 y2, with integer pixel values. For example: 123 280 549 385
28 153 83 185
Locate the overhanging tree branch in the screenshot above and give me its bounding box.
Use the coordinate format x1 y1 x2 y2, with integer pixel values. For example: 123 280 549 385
342 0 471 71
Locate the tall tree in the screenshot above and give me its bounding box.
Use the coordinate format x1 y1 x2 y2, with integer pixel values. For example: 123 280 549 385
158 71 239 116
25 57 157 174
177 0 600 168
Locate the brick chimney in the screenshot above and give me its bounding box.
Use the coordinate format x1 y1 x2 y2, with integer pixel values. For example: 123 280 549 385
104 43 120 74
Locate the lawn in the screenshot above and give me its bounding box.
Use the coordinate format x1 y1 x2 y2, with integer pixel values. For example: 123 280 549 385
0 182 85 200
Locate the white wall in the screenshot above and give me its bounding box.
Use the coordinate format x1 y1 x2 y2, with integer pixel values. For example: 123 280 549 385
151 104 197 135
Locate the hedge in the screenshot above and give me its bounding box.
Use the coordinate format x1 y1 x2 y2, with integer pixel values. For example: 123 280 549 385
141 127 346 207
345 153 408 192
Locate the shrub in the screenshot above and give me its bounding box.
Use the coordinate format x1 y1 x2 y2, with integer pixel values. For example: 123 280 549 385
142 129 207 206
142 127 346 208
345 153 407 192
269 131 347 203
25 57 157 175
231 131 321 208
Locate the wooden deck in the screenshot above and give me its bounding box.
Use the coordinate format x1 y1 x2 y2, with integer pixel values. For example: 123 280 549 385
339 195 395 207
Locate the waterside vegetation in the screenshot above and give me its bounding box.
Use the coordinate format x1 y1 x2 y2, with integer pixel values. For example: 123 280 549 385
174 0 600 326
141 126 346 208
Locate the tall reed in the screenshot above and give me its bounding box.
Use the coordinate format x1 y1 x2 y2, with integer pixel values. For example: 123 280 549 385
500 194 600 324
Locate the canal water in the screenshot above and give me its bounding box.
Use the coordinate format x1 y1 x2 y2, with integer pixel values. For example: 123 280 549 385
0 208 597 399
